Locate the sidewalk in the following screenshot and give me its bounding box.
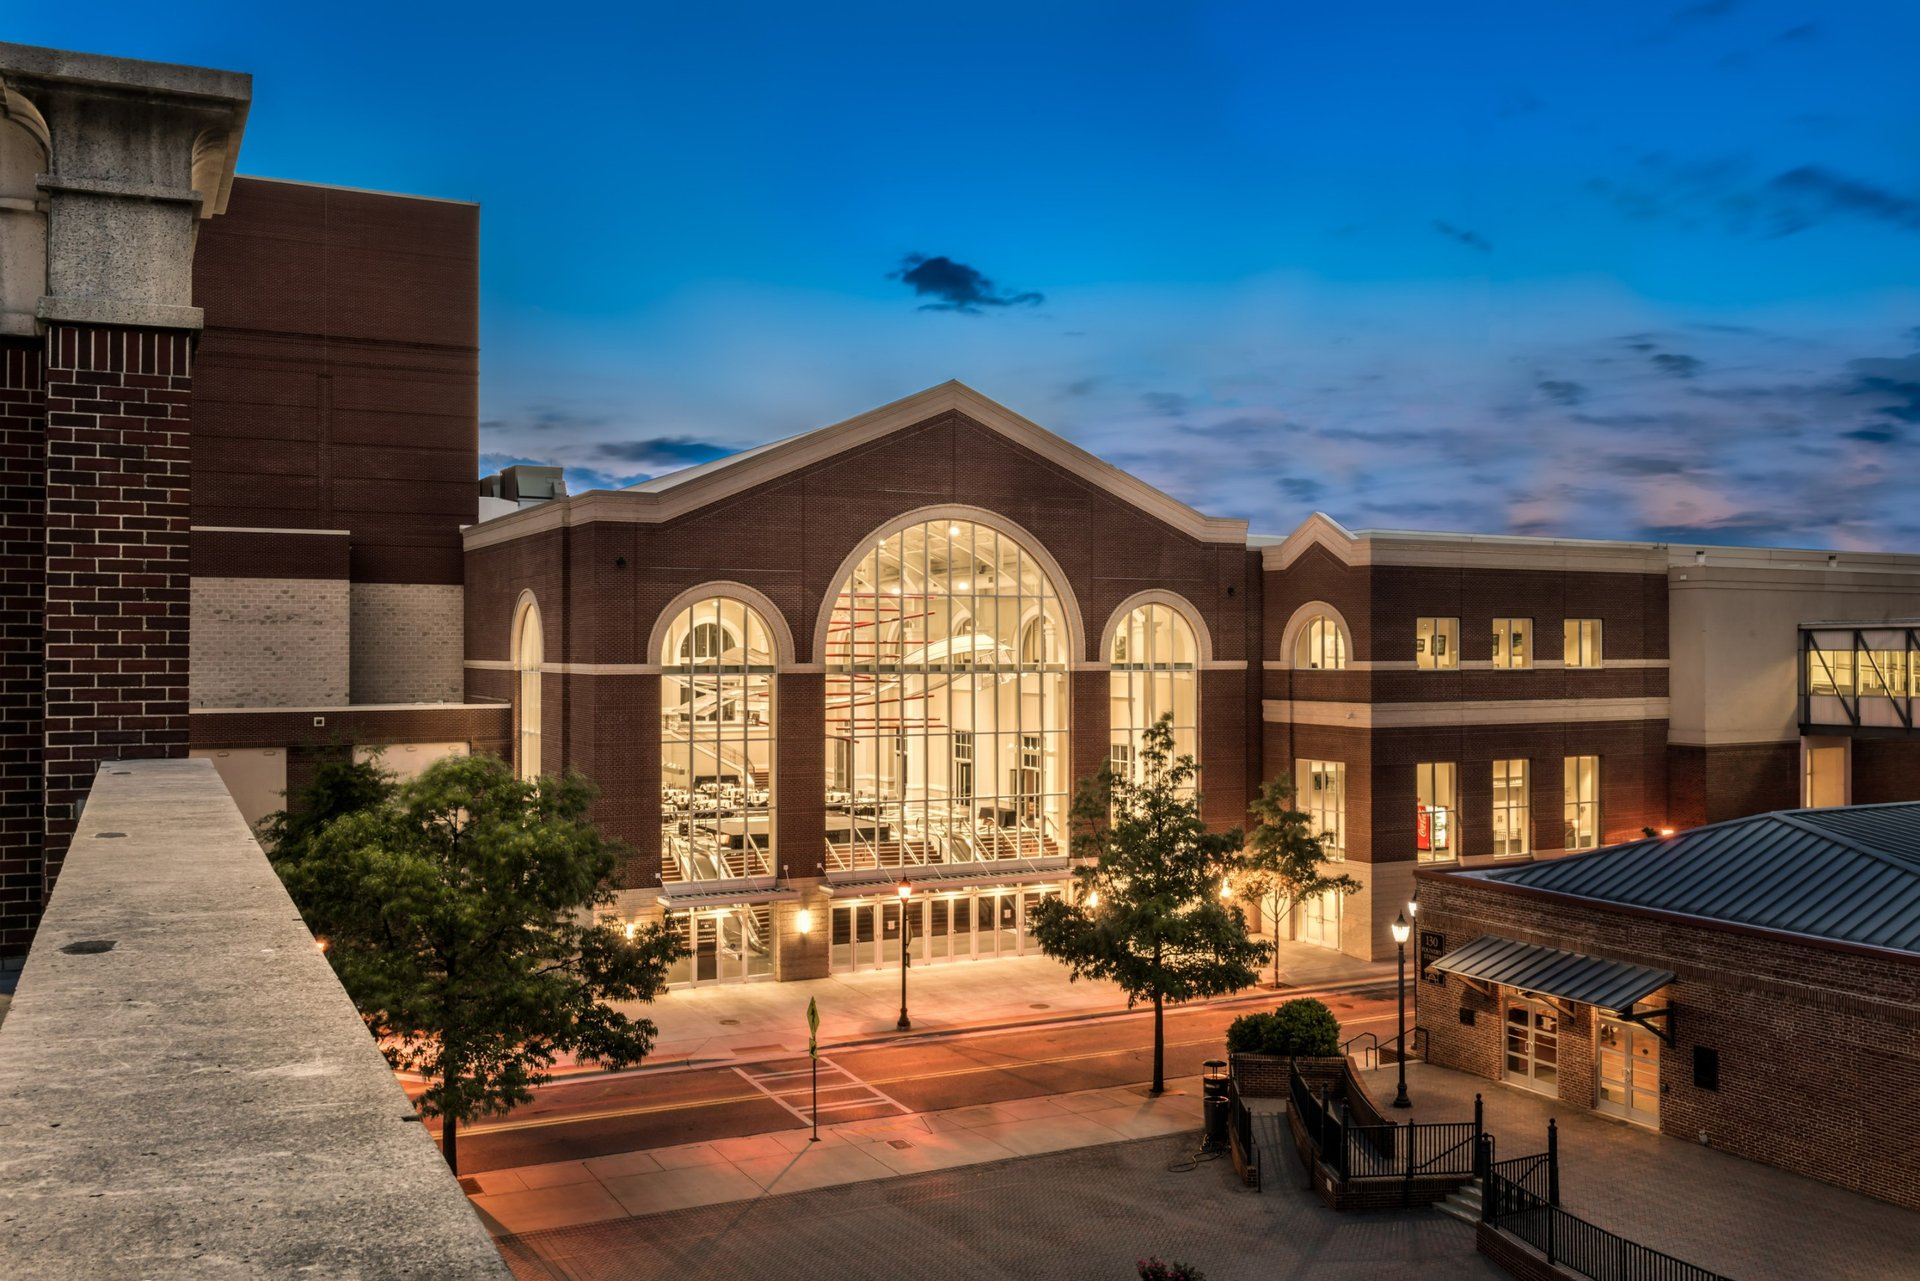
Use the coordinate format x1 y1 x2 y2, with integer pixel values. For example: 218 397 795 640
622 942 1393 1072
465 1075 1206 1236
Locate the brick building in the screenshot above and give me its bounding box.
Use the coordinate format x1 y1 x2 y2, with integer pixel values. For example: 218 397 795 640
0 43 503 958
5 40 1920 989
1416 806 1920 1211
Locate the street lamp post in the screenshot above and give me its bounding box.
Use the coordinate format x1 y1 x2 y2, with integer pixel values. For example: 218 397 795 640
896 879 913 1031
1390 910 1412 1109
1407 892 1420 1041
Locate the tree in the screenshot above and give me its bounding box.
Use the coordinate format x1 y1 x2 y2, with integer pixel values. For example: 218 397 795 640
1236 775 1360 987
269 753 683 1173
1029 715 1268 1094
256 748 395 855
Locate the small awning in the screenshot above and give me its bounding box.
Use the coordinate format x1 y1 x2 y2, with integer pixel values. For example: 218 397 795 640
1430 935 1673 1014
824 857 1071 897
656 883 800 909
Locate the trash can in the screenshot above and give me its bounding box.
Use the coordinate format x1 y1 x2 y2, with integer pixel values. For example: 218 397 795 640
1202 1059 1231 1146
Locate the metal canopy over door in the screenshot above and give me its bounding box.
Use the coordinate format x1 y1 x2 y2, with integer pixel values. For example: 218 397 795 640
1504 997 1560 1094
1597 1015 1661 1127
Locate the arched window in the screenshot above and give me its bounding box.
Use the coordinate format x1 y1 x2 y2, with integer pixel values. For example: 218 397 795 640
0 95 51 335
1294 614 1348 671
1109 602 1199 785
823 518 1069 871
660 597 777 883
514 600 543 780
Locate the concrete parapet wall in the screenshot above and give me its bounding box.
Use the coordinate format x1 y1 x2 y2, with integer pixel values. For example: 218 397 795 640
0 757 510 1279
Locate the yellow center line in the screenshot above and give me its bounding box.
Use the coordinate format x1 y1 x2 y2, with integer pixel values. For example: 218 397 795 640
458 1036 1226 1137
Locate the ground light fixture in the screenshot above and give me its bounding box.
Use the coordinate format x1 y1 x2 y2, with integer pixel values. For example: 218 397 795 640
1390 911 1412 1109
896 879 913 1031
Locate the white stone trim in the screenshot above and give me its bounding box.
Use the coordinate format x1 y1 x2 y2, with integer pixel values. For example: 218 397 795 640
190 702 505 714
1262 697 1670 729
468 661 664 676
809 504 1088 665
646 581 798 668
1097 589 1214 665
1258 512 1670 574
461 382 1250 552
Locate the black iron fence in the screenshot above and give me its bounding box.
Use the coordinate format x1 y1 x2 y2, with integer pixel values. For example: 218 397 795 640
1288 1062 1481 1185
1480 1127 1732 1281
1226 1071 1259 1190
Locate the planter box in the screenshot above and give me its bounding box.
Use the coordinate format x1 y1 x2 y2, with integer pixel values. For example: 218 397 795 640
1229 1053 1346 1098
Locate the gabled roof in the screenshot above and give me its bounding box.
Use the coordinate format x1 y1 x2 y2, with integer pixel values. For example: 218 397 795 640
1473 802 1920 955
464 381 1249 550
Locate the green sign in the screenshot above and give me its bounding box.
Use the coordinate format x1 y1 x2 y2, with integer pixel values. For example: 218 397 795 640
807 996 819 1059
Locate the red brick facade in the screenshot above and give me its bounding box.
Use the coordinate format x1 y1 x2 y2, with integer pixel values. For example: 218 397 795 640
1417 868 1920 1212
41 325 194 889
0 340 46 954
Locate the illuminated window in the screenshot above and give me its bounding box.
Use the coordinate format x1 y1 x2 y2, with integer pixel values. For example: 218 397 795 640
824 519 1069 871
1110 602 1199 786
660 597 777 883
1295 615 1348 671
1564 755 1600 850
1415 617 1457 670
1492 618 1533 670
514 599 543 780
1492 759 1530 857
1564 619 1603 669
1416 762 1457 861
1297 760 1346 860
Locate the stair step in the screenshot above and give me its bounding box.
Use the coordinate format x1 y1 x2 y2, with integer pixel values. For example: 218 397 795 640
1434 1198 1481 1226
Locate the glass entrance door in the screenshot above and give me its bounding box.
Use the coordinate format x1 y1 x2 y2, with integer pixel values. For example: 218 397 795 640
673 907 774 986
1597 1017 1660 1126
1503 998 1560 1094
1301 891 1341 949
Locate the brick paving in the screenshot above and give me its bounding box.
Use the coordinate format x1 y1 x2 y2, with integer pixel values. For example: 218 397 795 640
1355 1062 1920 1280
494 1133 1499 1281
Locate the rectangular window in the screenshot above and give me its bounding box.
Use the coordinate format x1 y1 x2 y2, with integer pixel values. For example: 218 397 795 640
1416 762 1457 861
1416 618 1459 670
1491 759 1530 857
1564 755 1600 850
1807 647 1853 696
952 731 974 804
1297 760 1346 860
1492 619 1533 670
1563 619 1603 669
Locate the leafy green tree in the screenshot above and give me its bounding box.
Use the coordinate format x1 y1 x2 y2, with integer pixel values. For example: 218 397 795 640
256 748 395 855
1029 715 1268 1095
1236 776 1360 987
270 753 682 1173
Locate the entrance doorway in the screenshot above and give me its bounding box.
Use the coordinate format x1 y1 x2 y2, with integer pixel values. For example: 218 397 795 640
1300 891 1341 949
1597 1016 1661 1126
1503 997 1560 1094
668 905 774 986
828 885 1063 973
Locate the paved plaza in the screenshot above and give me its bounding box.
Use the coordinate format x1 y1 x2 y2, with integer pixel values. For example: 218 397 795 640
493 1132 1501 1281
1353 1062 1920 1280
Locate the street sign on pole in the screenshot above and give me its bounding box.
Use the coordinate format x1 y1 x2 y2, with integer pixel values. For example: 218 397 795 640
807 997 820 1143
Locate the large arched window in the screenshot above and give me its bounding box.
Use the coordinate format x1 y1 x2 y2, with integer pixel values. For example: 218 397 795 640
514 599 543 780
1294 614 1348 671
823 518 1069 871
1109 602 1199 784
660 597 777 883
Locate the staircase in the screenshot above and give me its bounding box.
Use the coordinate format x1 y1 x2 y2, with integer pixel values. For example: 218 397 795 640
1434 1178 1482 1225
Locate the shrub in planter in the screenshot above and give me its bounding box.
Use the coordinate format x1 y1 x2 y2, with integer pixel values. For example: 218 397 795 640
1138 1258 1206 1281
1228 998 1342 1058
1268 997 1341 1057
1225 1011 1276 1055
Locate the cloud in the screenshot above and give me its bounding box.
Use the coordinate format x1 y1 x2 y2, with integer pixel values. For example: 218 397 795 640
1761 166 1920 236
1141 391 1190 417
594 437 737 468
1280 476 1325 503
1589 153 1920 238
889 254 1044 313
1432 221 1492 252
480 404 616 434
1537 379 1587 406
1651 352 1703 377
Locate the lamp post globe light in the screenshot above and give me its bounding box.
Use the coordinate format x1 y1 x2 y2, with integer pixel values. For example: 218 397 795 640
1390 910 1412 1109
1407 892 1419 1035
896 879 913 1031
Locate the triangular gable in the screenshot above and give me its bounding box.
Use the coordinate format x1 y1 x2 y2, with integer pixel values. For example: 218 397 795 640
465 381 1250 549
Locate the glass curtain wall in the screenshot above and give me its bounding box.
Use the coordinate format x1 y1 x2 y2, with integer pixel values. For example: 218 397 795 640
659 598 777 883
1110 603 1199 785
823 519 1070 872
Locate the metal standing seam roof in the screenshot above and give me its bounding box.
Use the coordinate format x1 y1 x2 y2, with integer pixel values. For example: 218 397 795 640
1429 935 1676 1013
1476 802 1920 955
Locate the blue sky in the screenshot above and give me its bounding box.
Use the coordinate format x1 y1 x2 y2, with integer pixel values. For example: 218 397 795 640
15 2 1920 545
